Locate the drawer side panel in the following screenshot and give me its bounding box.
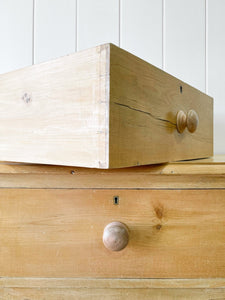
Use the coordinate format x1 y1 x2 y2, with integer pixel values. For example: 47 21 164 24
0 45 110 168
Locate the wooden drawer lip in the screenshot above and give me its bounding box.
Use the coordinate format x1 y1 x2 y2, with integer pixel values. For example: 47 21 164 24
0 174 224 189
0 156 224 189
1 157 225 175
1 284 225 300
1 278 225 289
0 189 224 278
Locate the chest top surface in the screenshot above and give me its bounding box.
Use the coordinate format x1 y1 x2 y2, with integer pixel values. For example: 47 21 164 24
0 155 224 189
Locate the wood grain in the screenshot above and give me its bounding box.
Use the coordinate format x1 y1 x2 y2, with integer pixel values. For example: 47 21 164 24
0 174 224 189
109 44 213 168
0 189 224 278
0 43 213 168
1 277 225 289
1 278 225 300
0 155 224 175
0 156 224 189
0 44 109 168
1 287 225 300
103 221 129 251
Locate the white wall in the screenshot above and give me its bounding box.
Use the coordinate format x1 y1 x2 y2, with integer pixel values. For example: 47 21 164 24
0 0 224 154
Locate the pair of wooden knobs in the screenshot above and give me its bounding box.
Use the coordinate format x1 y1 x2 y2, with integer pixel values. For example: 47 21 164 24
177 109 199 133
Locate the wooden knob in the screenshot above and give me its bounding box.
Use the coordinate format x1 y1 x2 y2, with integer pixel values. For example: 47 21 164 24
103 222 129 251
176 110 187 133
187 109 199 133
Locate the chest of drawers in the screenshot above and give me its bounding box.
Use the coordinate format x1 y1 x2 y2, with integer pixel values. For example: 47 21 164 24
0 156 224 299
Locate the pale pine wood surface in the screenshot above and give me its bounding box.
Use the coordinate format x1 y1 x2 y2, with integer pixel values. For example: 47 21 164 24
1 278 225 289
0 43 213 168
0 156 224 189
0 44 109 168
0 189 224 278
0 158 224 298
0 155 224 175
109 44 213 168
1 278 225 300
0 173 224 189
1 287 225 300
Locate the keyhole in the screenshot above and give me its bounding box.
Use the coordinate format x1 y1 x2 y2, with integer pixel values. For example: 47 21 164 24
113 196 119 205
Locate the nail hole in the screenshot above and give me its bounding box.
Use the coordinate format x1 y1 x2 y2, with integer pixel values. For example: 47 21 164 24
180 86 183 93
71 170 75 175
113 196 119 205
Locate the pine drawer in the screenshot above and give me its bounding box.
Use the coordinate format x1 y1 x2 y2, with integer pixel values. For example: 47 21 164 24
0 43 213 168
0 188 224 278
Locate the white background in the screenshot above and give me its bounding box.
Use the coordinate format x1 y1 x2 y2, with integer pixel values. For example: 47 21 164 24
0 0 224 154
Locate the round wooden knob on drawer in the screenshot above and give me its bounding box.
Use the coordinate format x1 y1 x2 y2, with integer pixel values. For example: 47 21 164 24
176 110 187 133
187 109 199 133
103 222 129 251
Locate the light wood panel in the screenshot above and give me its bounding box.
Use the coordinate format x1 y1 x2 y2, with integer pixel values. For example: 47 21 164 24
1 277 225 289
0 0 33 74
165 0 205 92
109 44 213 168
0 157 224 190
0 155 225 175
34 0 76 63
0 174 224 189
1 287 225 300
77 0 119 51
0 44 109 168
0 157 224 189
0 155 224 175
121 0 162 68
0 189 224 278
208 0 225 154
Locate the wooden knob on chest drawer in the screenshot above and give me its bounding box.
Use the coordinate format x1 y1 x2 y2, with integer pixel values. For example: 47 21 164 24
176 110 187 133
176 110 199 133
103 222 129 251
187 109 199 133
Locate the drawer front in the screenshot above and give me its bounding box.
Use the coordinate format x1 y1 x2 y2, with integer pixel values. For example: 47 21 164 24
109 44 213 168
0 189 224 278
